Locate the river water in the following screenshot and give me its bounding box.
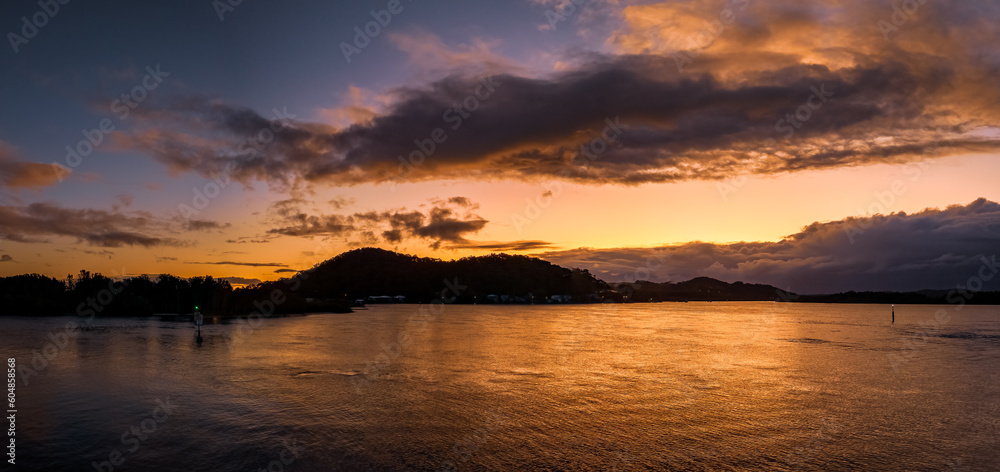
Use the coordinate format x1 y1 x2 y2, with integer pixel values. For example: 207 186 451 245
1 302 998 471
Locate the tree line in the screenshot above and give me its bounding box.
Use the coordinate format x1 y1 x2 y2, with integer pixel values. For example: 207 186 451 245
0 270 350 317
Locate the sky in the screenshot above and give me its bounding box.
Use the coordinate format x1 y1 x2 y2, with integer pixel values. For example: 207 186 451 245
0 0 998 293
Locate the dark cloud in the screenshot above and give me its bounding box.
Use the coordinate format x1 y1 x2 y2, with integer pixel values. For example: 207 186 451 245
113 21 1000 187
269 212 355 238
225 237 270 244
445 196 477 208
185 261 288 268
0 255 13 262
451 240 557 252
539 199 1000 294
414 207 488 247
0 202 184 248
183 219 231 231
266 197 488 249
274 269 298 274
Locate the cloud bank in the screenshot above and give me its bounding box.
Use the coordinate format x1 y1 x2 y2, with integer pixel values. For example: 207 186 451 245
0 203 230 248
538 199 1000 293
111 0 1000 187
264 196 496 250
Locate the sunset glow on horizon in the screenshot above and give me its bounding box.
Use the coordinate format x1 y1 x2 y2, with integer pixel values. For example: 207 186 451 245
2 0 999 293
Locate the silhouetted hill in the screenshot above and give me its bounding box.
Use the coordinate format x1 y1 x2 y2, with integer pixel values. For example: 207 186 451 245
613 277 793 302
298 248 608 303
301 248 437 300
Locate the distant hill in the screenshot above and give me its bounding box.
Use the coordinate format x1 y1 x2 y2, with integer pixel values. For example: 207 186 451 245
612 277 794 302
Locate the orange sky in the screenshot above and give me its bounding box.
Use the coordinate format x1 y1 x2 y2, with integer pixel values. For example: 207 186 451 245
3 152 997 284
2 0 999 289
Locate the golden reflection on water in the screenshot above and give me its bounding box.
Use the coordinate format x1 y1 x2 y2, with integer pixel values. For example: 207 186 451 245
4 303 1000 471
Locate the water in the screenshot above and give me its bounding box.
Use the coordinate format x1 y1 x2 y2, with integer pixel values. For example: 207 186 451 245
2 302 999 471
